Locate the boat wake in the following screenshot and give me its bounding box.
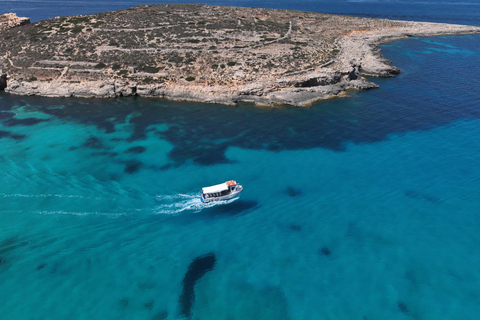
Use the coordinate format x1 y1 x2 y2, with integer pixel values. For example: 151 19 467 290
0 193 102 199
153 193 239 215
2 192 239 217
36 210 128 217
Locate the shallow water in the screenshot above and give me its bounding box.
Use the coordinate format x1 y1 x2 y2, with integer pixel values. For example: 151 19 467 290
1 2 480 320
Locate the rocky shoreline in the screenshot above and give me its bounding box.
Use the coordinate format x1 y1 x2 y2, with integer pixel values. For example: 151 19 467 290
1 6 480 106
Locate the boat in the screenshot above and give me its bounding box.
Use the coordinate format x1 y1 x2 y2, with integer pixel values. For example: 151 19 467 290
201 180 243 203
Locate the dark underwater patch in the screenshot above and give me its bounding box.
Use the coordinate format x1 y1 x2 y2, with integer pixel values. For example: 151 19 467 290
125 146 147 154
0 130 26 140
5 117 48 127
319 247 332 256
286 187 302 197
119 298 129 308
144 300 154 310
404 269 418 285
91 151 119 157
151 311 168 320
0 236 29 255
123 160 143 174
397 301 409 314
0 104 48 126
290 224 302 231
0 111 15 120
82 136 106 149
37 263 47 270
179 253 216 318
405 190 439 203
168 143 230 166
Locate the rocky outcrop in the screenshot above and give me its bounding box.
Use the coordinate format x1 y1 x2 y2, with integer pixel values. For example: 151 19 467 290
0 13 30 31
334 22 480 79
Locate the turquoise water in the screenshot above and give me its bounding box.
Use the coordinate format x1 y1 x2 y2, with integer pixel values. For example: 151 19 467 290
2 2 480 319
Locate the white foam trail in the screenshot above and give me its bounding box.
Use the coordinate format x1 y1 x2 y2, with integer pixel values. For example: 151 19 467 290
154 193 239 215
0 193 103 199
155 193 197 201
36 210 127 217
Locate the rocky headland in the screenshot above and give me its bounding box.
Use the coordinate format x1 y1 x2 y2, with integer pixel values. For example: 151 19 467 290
1 5 479 106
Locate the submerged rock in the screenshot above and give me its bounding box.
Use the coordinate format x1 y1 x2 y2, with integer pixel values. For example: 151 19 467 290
290 224 302 231
36 263 47 270
119 298 129 308
286 186 302 197
319 247 332 256
179 253 216 318
144 300 154 310
397 301 409 313
123 160 142 174
125 146 146 154
151 311 168 320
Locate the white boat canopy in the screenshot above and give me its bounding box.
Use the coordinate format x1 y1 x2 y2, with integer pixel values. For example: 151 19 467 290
202 181 238 194
202 182 229 194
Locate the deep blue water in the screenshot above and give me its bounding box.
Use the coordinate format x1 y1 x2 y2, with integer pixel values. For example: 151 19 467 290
1 1 480 320
3 0 480 25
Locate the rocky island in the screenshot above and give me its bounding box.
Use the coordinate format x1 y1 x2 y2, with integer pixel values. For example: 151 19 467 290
1 4 480 106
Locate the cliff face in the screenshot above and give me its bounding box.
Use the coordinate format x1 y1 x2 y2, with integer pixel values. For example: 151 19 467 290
0 5 479 106
0 13 30 32
1 13 30 88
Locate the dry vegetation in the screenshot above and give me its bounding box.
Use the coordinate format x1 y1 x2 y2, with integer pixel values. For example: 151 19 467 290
0 4 409 86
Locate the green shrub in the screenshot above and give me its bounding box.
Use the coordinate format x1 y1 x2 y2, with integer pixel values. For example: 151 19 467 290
68 17 90 24
139 65 160 73
71 25 84 33
185 76 195 81
112 64 121 71
95 62 106 69
227 61 237 66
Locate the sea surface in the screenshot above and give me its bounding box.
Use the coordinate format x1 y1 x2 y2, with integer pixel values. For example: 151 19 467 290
1 1 480 320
